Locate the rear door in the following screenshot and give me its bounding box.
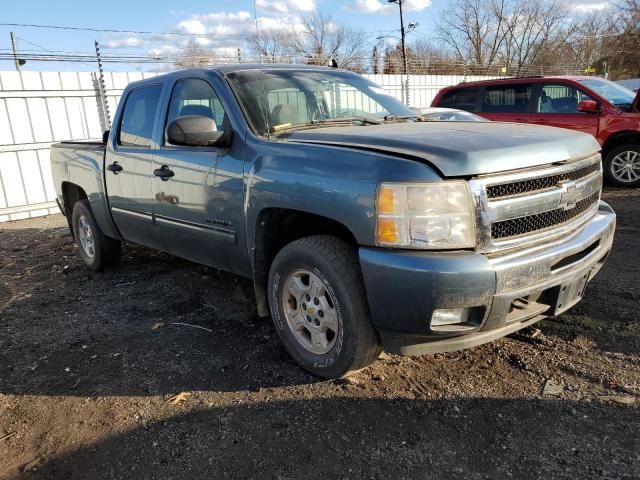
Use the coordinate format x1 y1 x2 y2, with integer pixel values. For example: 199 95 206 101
528 82 599 137
151 76 245 273
479 83 535 123
106 84 163 247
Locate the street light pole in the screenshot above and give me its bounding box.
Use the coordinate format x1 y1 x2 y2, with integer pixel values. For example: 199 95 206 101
388 0 409 105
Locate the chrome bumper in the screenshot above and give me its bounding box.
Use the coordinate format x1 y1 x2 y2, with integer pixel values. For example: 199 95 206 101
491 201 615 295
484 201 615 327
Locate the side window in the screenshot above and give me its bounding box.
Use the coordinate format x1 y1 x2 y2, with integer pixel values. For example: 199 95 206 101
438 88 479 112
481 84 533 113
165 78 226 144
537 84 593 114
118 84 162 147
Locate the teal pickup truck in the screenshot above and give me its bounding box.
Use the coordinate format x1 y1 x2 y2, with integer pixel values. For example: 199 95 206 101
50 65 615 378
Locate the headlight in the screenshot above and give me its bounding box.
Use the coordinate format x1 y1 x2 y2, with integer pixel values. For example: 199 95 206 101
376 181 476 249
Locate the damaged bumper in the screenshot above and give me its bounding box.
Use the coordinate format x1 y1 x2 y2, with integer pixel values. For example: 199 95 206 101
359 201 616 355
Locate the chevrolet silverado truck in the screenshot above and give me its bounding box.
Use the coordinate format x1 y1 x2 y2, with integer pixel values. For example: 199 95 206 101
50 65 616 378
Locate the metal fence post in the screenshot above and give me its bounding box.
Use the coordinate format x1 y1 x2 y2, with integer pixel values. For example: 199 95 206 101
94 41 111 130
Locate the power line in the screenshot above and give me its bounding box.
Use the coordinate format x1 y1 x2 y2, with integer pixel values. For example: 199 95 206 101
0 22 248 38
16 35 100 69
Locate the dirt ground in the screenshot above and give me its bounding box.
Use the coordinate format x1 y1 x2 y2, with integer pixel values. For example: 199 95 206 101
0 188 639 480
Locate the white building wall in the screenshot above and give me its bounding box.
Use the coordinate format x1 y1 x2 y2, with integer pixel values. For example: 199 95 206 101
0 71 491 222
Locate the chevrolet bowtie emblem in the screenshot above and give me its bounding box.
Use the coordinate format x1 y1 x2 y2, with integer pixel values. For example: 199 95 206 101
558 180 579 210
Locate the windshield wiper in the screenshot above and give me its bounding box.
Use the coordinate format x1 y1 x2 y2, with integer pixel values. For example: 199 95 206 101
272 116 382 135
383 114 420 121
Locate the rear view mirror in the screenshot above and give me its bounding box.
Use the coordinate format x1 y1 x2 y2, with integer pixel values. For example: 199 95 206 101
166 115 231 147
578 100 599 113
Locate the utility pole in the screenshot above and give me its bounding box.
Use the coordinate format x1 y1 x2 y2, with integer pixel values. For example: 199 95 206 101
10 32 21 71
388 0 409 105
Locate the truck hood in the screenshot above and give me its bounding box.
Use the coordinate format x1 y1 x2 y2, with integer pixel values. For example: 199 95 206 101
280 122 601 177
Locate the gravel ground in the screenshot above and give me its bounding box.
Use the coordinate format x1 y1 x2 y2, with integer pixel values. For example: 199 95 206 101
0 188 639 480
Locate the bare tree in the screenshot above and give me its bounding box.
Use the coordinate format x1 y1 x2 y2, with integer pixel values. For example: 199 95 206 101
287 13 368 70
501 0 568 74
174 41 218 68
436 0 571 74
247 13 368 70
435 0 511 68
249 28 293 63
409 39 463 74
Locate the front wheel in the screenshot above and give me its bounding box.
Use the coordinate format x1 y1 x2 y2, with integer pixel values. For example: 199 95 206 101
268 235 381 378
603 144 640 187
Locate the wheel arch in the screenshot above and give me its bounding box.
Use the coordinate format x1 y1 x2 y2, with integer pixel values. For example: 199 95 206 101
601 131 640 157
252 208 360 317
61 182 88 238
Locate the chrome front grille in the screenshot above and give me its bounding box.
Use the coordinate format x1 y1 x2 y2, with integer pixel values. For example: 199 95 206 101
486 163 600 199
469 154 603 253
491 191 600 239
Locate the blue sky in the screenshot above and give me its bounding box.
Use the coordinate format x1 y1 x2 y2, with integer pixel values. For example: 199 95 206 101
0 0 608 72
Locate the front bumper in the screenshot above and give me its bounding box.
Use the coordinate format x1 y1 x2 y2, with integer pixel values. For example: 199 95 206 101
359 201 616 355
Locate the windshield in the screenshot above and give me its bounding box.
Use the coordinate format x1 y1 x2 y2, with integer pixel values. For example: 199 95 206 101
226 69 416 136
578 78 636 107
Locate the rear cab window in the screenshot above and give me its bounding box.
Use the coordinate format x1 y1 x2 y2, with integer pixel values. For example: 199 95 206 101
118 84 163 147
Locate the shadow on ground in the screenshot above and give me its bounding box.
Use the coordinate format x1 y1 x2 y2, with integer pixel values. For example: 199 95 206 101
14 397 640 480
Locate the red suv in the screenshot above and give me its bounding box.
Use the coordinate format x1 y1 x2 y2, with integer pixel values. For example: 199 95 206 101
432 76 640 187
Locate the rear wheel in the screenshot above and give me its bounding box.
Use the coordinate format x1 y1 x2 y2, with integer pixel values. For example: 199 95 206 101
268 235 381 378
604 144 640 187
71 200 121 271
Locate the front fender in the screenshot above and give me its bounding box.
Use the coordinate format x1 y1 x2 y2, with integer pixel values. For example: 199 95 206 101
243 138 442 252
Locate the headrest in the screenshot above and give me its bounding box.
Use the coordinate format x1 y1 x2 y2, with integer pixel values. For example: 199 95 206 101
272 104 299 125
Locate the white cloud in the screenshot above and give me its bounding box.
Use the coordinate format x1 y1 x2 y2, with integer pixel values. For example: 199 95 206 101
103 3 315 65
177 11 254 35
572 1 609 11
349 0 431 14
256 0 316 14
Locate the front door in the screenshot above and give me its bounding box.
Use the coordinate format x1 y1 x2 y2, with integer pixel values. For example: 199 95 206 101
152 77 246 273
106 84 163 248
528 83 599 137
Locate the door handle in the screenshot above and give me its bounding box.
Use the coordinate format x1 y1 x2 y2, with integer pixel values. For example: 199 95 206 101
153 165 175 181
106 161 123 174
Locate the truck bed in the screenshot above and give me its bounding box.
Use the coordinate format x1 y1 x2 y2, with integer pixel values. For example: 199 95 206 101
51 140 105 151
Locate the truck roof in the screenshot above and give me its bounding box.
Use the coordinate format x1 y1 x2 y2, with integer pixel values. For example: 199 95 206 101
127 64 350 88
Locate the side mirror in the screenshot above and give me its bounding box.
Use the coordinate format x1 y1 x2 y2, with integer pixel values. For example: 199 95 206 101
578 99 599 113
166 115 231 147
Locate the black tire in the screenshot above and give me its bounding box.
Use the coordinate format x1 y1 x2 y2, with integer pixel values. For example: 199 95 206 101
603 144 640 187
268 235 381 378
71 200 121 271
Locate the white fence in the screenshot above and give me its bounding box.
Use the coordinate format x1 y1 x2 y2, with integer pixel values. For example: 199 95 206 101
0 71 488 222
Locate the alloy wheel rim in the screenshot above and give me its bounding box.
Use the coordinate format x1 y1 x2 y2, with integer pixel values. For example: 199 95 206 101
281 269 339 355
77 215 96 259
611 150 640 183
